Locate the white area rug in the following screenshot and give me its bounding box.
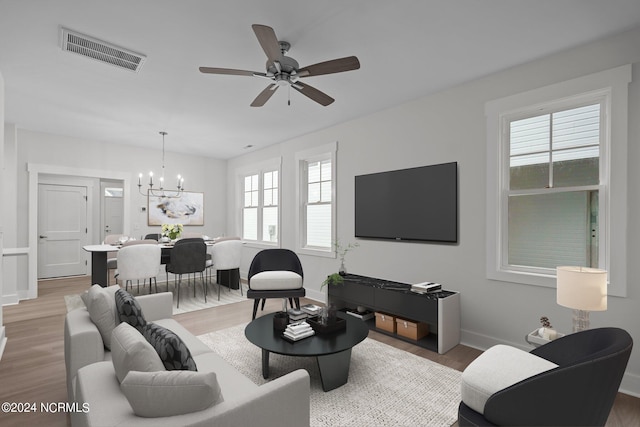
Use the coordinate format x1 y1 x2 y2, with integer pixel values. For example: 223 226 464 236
65 281 247 315
198 324 462 427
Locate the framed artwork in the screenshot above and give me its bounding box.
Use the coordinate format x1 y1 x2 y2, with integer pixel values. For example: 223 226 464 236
147 191 204 226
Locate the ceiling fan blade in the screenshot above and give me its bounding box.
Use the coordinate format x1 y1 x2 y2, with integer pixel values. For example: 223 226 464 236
199 67 261 76
252 24 282 65
298 56 360 77
292 82 334 106
251 84 279 107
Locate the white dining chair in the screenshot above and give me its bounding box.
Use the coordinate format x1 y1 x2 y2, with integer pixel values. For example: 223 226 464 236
212 238 243 300
115 244 162 294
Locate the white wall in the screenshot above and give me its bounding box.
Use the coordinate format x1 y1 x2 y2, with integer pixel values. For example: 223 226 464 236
227 27 640 395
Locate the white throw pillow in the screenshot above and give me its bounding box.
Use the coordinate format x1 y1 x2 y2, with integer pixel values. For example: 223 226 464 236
121 370 223 417
111 322 165 383
84 284 120 349
250 271 303 290
461 344 558 414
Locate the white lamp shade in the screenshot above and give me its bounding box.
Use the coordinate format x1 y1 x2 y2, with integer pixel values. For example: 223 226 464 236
556 266 607 311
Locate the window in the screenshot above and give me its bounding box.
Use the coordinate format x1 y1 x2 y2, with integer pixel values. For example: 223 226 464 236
242 174 259 240
104 187 123 197
240 161 280 244
296 142 337 256
507 103 602 270
305 159 332 248
486 65 630 296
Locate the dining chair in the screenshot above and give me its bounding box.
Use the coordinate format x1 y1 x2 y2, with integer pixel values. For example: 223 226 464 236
144 233 161 241
165 238 208 308
115 244 162 294
247 249 305 320
103 234 123 286
211 238 243 300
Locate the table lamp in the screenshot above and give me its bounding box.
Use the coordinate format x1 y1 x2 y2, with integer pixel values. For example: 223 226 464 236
556 266 607 332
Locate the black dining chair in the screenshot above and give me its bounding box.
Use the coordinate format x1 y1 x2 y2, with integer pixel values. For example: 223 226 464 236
165 238 207 308
247 249 305 320
144 233 162 241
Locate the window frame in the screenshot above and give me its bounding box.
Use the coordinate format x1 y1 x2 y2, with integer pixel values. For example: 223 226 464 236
485 65 630 297
295 142 338 258
237 158 281 248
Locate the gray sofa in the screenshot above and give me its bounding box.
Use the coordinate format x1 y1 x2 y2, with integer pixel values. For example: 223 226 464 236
64 289 310 427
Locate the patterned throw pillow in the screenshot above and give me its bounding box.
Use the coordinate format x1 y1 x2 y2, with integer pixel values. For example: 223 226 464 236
115 289 147 329
141 323 198 371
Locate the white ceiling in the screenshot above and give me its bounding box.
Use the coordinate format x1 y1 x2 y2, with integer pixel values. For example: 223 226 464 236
2 0 640 159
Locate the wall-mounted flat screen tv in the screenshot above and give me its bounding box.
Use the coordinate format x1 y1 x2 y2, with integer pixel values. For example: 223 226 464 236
355 162 458 243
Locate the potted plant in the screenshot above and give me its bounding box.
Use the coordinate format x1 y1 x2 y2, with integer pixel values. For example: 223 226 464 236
161 223 183 241
334 239 359 275
321 272 344 289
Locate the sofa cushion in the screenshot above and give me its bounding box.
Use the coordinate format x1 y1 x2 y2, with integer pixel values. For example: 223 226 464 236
154 318 212 356
461 344 558 414
249 271 303 290
115 289 147 329
120 370 223 417
111 322 165 383
141 322 197 371
83 284 120 350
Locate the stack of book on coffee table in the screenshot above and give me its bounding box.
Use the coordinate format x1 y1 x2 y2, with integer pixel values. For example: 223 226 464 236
287 308 308 321
283 321 315 342
300 304 322 316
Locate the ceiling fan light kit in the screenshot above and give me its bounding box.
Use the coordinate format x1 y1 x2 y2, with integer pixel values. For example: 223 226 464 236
199 24 360 107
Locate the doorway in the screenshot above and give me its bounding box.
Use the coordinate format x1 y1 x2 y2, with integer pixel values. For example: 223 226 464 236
101 181 124 241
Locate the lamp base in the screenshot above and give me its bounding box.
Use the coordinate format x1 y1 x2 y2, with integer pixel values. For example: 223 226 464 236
572 309 590 332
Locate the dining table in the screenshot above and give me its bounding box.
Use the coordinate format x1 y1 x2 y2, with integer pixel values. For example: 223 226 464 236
82 239 218 287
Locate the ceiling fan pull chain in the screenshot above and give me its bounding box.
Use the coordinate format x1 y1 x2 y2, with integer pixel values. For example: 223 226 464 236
288 85 291 106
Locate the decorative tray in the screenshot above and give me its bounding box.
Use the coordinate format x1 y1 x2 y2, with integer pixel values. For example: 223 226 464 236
306 316 346 334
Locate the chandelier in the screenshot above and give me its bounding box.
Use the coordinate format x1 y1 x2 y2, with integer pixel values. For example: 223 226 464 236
138 131 184 198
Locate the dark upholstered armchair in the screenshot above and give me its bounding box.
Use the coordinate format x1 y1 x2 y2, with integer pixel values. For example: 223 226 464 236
458 327 633 426
247 249 305 319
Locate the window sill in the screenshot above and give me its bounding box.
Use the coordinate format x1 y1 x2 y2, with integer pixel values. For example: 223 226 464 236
487 267 556 289
243 241 280 250
296 247 335 259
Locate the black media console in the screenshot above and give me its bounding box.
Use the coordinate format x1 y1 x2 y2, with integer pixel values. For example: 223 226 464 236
328 274 461 354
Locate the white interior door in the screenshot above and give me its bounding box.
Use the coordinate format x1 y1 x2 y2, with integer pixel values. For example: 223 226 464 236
104 197 124 240
101 182 124 241
38 184 89 278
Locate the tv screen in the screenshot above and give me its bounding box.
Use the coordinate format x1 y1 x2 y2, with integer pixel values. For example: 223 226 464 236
354 162 458 243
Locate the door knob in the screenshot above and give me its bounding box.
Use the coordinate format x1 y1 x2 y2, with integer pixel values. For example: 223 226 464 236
39 235 48 239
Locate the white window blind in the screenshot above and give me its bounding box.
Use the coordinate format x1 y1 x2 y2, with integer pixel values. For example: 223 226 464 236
242 174 259 241
305 159 332 248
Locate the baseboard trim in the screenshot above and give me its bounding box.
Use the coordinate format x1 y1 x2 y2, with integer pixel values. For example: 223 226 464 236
620 372 640 398
461 329 640 397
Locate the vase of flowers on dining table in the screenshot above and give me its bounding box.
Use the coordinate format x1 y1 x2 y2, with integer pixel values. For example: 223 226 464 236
161 223 183 241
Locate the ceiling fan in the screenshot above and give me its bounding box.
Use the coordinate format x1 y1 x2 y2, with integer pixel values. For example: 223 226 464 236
199 24 360 107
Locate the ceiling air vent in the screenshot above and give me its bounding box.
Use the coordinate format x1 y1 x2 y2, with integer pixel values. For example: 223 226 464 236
60 27 146 73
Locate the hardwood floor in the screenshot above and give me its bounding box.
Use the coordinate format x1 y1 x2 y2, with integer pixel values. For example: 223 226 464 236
0 276 637 426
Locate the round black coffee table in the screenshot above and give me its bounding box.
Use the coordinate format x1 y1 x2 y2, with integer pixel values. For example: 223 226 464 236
245 311 369 391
